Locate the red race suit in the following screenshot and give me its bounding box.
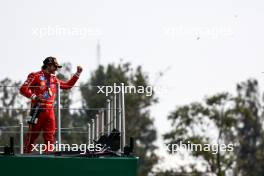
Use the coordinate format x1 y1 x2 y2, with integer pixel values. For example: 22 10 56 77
20 70 80 153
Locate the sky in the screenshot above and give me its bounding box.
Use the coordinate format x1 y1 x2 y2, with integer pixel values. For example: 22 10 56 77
1 0 264 171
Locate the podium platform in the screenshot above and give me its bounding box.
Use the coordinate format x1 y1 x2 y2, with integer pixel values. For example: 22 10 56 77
0 155 139 176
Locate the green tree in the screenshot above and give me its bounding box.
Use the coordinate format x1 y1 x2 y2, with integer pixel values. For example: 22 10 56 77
0 78 22 152
79 62 158 176
163 79 264 176
233 79 264 175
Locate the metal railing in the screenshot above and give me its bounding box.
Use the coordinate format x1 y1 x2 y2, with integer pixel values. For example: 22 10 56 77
0 83 127 154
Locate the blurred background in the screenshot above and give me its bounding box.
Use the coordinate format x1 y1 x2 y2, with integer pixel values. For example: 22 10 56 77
0 0 264 175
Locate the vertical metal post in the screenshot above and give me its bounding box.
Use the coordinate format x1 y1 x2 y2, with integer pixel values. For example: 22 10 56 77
96 114 99 140
98 111 101 136
91 119 95 143
110 96 113 131
107 99 111 135
113 94 117 129
121 83 126 151
87 123 91 144
56 83 61 146
19 122 23 154
101 109 104 135
118 90 122 151
118 91 122 132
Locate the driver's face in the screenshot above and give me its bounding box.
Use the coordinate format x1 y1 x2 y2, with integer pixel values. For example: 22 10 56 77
47 64 58 74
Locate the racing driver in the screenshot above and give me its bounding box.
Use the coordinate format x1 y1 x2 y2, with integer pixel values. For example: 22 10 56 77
20 56 83 153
